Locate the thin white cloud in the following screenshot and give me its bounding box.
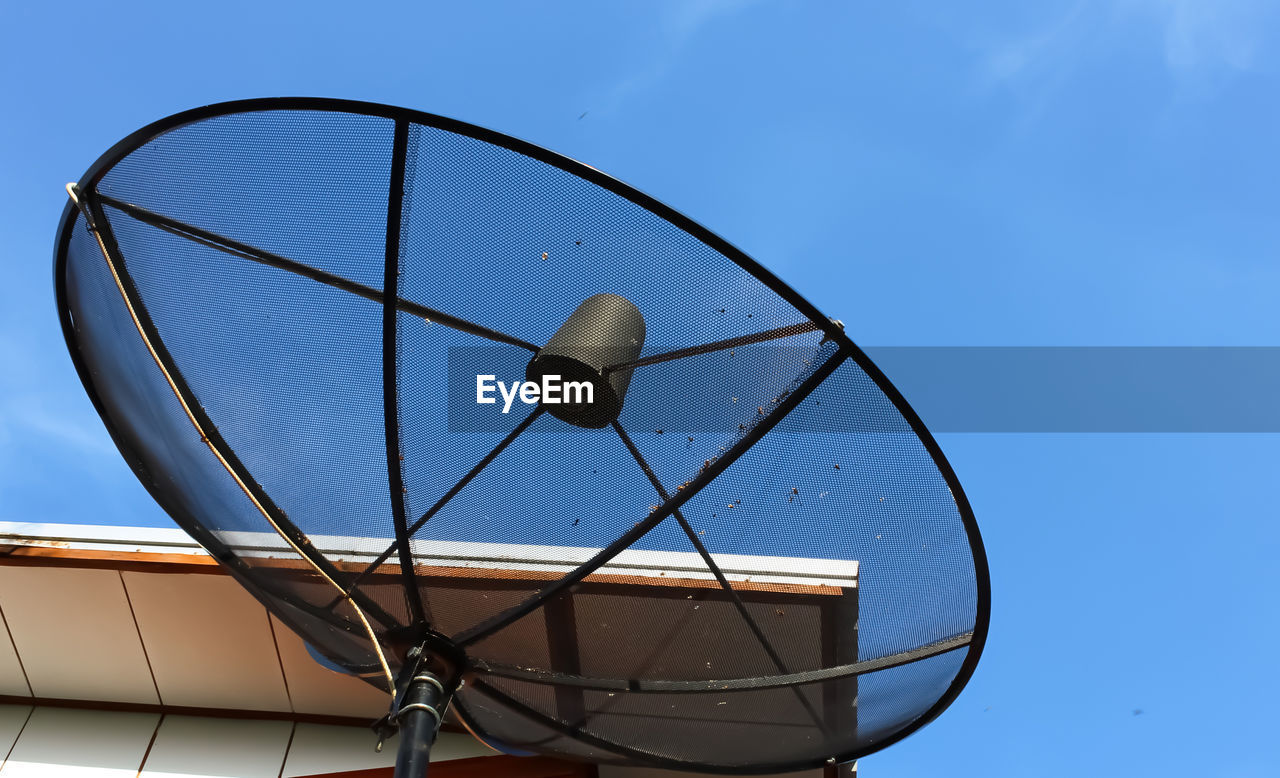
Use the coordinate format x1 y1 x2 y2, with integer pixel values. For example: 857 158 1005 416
662 0 761 46
0 338 117 462
979 1 1089 87
964 0 1274 120
1149 0 1269 72
603 0 765 112
0 394 117 458
981 0 1275 89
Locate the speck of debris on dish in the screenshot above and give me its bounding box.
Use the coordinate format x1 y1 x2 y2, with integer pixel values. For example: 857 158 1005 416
541 252 548 260
655 429 664 435
688 436 694 442
575 240 582 246
834 463 841 470
698 529 705 535
727 503 736 508
757 406 764 415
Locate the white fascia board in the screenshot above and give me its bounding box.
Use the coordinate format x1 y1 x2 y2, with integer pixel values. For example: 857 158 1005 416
0 522 856 589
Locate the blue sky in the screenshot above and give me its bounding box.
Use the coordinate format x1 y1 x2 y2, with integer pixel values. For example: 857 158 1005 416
3 1 1279 775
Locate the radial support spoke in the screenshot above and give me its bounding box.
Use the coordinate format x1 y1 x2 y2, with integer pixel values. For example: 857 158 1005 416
382 119 427 625
331 405 546 604
453 346 846 648
604 321 821 373
612 420 830 736
96 193 540 352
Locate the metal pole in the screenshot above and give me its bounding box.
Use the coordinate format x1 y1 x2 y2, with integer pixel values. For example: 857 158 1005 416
393 671 446 778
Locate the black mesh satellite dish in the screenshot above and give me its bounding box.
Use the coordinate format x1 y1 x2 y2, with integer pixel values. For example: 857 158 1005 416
54 98 989 776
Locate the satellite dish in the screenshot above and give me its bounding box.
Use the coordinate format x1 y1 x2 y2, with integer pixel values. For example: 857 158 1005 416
54 98 989 776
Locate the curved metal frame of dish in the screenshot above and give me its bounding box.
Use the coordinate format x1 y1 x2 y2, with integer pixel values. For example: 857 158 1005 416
53 97 991 774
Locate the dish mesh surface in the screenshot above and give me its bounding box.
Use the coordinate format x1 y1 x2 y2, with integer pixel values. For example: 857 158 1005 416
56 101 987 773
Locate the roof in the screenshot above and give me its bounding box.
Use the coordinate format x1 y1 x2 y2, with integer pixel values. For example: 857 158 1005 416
0 522 837 777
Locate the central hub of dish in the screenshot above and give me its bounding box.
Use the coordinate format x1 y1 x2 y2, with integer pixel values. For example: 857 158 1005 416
526 293 645 429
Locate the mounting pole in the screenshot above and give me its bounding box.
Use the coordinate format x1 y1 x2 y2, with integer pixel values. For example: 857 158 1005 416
374 639 458 778
394 669 447 778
